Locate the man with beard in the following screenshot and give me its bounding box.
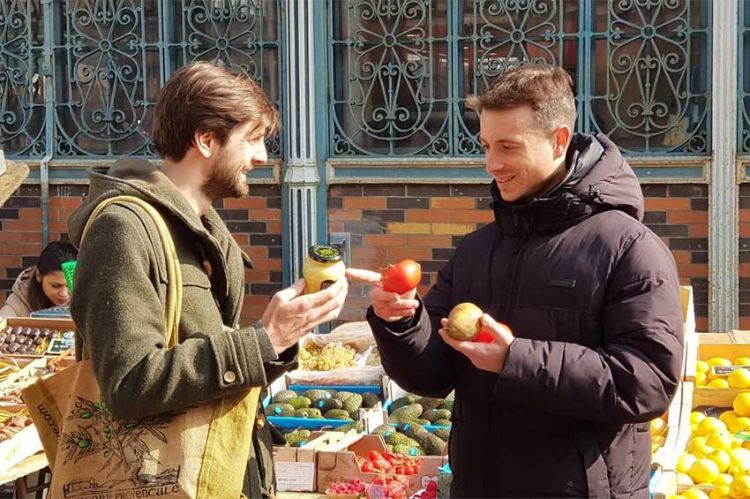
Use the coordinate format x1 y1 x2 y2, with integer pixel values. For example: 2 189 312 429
67 62 349 497
349 64 683 497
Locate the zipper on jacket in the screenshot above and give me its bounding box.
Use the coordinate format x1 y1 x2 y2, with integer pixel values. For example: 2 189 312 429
502 232 530 320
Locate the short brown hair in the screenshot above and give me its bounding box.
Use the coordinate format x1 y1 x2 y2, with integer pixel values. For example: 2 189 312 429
466 64 576 132
150 62 279 161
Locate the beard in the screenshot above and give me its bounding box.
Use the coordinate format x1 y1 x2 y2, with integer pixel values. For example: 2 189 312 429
201 147 249 201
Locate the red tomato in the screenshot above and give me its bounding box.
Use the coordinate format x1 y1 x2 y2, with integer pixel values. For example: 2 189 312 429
473 323 513 343
368 450 382 461
361 461 374 472
381 259 422 294
473 327 494 343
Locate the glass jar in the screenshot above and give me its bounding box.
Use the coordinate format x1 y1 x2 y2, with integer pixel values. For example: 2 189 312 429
302 244 346 294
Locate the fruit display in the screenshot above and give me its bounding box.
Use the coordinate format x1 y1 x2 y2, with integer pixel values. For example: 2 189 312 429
300 341 358 371
411 478 439 499
0 355 69 405
266 387 382 424
669 392 750 499
325 477 366 498
0 408 33 443
694 357 750 389
0 326 63 355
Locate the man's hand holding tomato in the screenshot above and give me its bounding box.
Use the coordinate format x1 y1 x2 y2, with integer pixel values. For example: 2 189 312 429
348 260 514 375
345 266 420 323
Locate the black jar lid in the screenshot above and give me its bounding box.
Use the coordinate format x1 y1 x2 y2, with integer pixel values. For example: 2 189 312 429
308 244 343 263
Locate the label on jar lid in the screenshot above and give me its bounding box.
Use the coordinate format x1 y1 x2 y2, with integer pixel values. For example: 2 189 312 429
308 244 342 263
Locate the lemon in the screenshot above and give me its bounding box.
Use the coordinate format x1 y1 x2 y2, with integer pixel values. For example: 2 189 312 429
683 488 710 499
721 411 740 425
651 417 668 436
729 368 750 389
728 416 750 434
697 371 708 386
708 433 735 452
690 436 709 453
677 453 699 474
709 449 732 473
734 393 750 417
709 357 733 367
730 475 750 499
697 360 711 372
710 485 731 499
690 458 721 484
709 379 731 389
685 489 711 499
716 473 734 486
729 448 750 472
735 357 750 366
692 412 708 425
677 472 695 485
698 417 729 437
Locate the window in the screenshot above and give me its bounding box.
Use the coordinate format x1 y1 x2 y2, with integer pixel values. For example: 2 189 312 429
1 0 281 159
329 0 711 157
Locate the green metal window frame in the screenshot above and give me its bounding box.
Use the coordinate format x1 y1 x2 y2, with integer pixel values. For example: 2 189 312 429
327 0 712 160
1 0 283 160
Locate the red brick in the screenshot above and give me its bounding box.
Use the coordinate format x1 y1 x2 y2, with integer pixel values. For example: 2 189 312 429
450 210 493 223
385 247 433 261
3 220 42 231
406 234 452 247
224 197 266 209
329 209 363 221
689 224 709 237
644 198 690 211
668 211 708 224
363 234 408 247
250 209 281 220
405 209 451 223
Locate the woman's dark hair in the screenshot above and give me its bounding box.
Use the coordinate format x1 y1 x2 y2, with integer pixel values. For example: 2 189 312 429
28 241 78 311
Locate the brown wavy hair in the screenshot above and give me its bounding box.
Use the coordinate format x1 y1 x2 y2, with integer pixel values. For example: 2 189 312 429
150 62 279 161
466 64 576 133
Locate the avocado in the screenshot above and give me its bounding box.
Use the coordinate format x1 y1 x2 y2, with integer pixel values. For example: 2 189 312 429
286 396 312 410
362 392 380 409
265 403 295 417
272 390 298 404
284 429 312 447
323 409 352 420
315 398 343 413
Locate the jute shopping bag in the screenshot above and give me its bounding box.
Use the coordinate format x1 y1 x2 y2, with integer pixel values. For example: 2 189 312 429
23 196 261 498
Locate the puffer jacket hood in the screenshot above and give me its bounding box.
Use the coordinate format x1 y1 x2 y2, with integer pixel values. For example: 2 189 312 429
491 133 644 235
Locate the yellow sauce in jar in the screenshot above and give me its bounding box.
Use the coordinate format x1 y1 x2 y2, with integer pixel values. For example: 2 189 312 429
302 244 346 294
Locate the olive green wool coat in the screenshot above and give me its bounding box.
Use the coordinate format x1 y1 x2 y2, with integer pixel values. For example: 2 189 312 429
68 159 297 498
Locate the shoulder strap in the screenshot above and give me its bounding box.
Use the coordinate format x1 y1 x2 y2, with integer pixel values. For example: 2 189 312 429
81 195 182 348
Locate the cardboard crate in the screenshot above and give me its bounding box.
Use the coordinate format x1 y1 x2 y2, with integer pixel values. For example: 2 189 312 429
316 433 446 496
274 431 334 492
0 317 76 358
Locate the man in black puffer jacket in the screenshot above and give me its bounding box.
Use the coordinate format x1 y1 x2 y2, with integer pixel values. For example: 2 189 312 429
349 64 683 498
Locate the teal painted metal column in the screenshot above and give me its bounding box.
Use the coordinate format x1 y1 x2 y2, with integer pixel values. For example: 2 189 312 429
281 0 322 285
710 0 740 331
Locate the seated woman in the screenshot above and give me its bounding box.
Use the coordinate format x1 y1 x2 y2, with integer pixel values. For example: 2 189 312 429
0 241 78 319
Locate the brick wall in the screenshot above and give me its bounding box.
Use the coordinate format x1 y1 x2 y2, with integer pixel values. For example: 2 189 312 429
332 183 710 331
739 184 750 329
0 184 283 327
642 184 709 332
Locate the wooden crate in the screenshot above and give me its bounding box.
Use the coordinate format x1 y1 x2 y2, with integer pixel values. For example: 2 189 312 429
0 317 75 358
685 335 750 408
